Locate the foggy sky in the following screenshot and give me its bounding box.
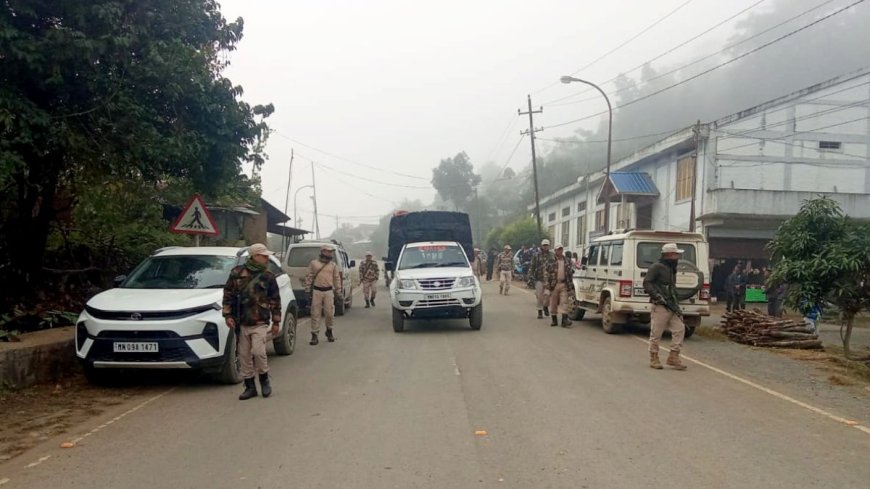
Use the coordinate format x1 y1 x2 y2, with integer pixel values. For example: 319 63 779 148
217 0 819 236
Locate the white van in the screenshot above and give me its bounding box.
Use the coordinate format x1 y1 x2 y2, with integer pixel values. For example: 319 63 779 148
283 240 355 315
572 231 711 337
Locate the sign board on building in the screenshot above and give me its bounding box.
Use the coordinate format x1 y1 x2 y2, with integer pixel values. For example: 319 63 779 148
170 194 219 236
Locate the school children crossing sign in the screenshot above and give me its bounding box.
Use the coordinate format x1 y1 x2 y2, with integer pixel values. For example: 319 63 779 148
170 194 219 236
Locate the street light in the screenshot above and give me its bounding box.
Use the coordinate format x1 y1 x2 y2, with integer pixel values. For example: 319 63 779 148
293 185 315 237
560 75 613 234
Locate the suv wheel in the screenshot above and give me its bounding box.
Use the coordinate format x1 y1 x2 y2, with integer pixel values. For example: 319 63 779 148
273 310 297 356
601 297 622 334
684 316 701 339
569 305 586 321
392 307 405 332
213 330 243 384
469 304 483 330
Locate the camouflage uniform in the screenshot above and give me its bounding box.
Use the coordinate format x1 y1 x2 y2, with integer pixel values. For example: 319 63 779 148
497 249 514 295
530 249 555 315
222 261 281 379
543 253 575 325
359 257 380 306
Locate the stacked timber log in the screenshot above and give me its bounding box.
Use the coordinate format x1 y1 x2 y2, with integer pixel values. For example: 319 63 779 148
720 309 823 350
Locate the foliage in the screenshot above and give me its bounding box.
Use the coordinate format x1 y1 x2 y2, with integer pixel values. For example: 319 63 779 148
0 0 273 294
767 197 870 359
497 218 549 251
483 226 504 252
431 152 481 210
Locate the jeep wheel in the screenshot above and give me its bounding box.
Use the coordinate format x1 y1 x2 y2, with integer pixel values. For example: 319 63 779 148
273 310 297 356
392 307 405 332
601 297 622 334
469 304 483 330
213 330 243 384
684 316 701 339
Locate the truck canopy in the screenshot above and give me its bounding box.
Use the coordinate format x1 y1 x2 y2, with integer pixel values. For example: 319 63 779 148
386 211 473 269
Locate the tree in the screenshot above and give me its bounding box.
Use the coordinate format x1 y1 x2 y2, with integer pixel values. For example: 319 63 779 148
431 152 481 210
0 0 272 290
498 218 549 251
767 197 870 360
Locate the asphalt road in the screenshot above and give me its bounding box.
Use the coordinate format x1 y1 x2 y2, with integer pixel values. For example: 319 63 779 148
2 282 869 488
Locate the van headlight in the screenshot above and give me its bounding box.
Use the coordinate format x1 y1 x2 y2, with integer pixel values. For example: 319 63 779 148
398 279 416 290
456 276 475 288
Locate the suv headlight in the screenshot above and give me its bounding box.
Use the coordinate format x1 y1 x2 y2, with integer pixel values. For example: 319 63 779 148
456 276 475 288
398 279 416 290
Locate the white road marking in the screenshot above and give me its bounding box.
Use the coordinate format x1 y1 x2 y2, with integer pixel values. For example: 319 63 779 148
632 336 869 435
0 478 9 485
67 388 174 445
23 456 50 469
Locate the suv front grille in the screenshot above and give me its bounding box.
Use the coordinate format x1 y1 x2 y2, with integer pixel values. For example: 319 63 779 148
85 304 214 321
417 278 455 290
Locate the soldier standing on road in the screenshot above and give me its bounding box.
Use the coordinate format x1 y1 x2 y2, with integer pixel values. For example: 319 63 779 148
643 243 688 370
497 245 513 295
529 239 554 319
545 244 574 328
472 248 487 279
222 243 281 400
359 251 380 308
305 245 342 346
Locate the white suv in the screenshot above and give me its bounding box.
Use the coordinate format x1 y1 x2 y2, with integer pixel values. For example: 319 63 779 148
572 231 711 337
76 246 298 384
389 241 483 332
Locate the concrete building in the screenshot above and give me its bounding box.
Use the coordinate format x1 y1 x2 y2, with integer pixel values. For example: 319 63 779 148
537 68 870 294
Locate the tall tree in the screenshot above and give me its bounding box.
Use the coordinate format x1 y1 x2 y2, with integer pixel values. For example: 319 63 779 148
431 152 481 211
768 197 870 360
0 0 272 288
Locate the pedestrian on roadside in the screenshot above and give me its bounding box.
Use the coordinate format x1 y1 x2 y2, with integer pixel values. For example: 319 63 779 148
766 277 787 318
359 251 380 308
472 248 487 279
486 248 497 281
643 243 688 370
529 239 554 319
497 244 514 295
545 244 574 328
222 243 281 400
305 244 342 346
725 265 747 312
801 298 823 335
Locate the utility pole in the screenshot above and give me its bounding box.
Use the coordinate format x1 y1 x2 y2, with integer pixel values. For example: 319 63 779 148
519 95 544 232
282 149 294 253
689 120 701 232
311 161 321 239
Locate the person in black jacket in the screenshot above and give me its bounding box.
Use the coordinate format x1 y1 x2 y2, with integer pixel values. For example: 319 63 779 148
486 248 497 281
725 266 747 312
642 243 687 370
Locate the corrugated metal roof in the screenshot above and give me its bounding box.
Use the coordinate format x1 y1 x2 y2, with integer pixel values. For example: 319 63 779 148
609 172 659 195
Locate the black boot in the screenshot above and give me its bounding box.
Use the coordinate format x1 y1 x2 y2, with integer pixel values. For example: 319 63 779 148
365 299 371 308
310 333 319 346
550 316 558 327
543 306 550 316
371 298 375 307
537 310 543 319
561 314 573 328
325 328 336 343
259 373 272 398
238 378 257 401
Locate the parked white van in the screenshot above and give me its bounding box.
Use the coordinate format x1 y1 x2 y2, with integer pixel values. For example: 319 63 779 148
283 240 355 315
572 230 711 337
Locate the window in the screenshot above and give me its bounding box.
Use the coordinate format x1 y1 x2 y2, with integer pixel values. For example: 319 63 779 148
123 255 237 289
635 242 697 268
548 212 557 222
818 141 842 150
398 244 468 270
561 221 570 245
587 245 599 266
287 247 324 267
576 216 586 246
676 156 694 202
599 244 610 266
561 206 571 217
595 210 605 231
548 225 556 241
610 242 624 266
577 202 587 213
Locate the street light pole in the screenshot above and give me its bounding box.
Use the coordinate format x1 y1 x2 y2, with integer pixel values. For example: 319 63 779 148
560 76 613 234
293 185 314 239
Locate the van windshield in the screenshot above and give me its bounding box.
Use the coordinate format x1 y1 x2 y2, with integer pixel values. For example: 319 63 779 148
287 247 329 267
399 245 469 270
636 242 697 268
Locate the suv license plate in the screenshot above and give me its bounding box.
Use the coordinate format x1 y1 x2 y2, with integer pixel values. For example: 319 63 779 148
425 294 451 301
113 342 159 353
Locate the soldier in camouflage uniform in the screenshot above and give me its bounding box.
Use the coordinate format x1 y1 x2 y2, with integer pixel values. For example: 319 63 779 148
497 244 514 295
222 243 282 400
529 239 554 319
471 248 487 278
359 251 380 308
643 243 687 370
544 244 575 328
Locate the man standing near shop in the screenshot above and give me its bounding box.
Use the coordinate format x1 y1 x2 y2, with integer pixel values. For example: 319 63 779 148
305 244 342 346
497 244 514 295
359 251 380 308
529 239 554 319
643 243 688 370
222 243 281 400
725 265 747 312
545 244 574 328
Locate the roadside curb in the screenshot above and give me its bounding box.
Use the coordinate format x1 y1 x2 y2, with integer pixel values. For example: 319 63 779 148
0 327 77 389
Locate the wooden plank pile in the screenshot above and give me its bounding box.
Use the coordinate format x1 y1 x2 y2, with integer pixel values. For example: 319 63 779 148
720 309 823 350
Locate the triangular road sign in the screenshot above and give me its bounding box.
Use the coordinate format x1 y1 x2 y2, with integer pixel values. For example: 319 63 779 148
170 194 219 236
